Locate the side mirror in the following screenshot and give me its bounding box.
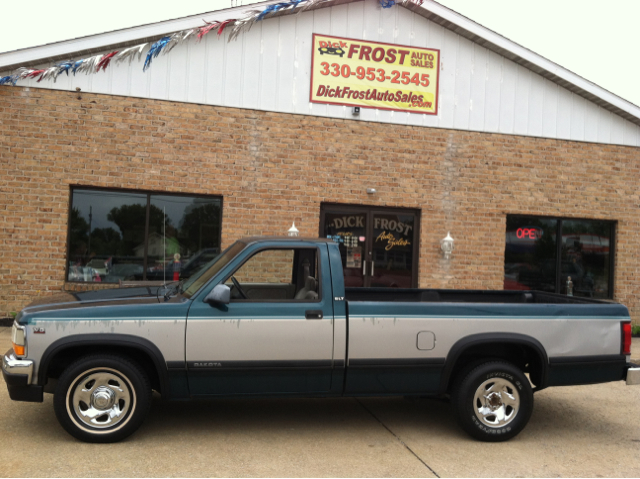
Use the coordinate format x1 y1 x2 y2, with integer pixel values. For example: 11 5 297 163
204 284 231 305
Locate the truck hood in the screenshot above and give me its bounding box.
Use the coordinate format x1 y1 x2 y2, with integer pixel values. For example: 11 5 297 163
18 287 162 319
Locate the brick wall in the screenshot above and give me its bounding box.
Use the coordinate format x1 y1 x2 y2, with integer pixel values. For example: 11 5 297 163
233 249 295 284
1 86 639 324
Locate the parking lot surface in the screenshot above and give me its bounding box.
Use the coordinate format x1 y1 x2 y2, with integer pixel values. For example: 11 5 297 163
1 327 639 478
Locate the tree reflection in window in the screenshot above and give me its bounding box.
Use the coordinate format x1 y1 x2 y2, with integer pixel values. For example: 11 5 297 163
67 189 222 283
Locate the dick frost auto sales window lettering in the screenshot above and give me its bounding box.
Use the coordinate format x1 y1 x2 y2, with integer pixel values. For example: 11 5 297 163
67 188 222 283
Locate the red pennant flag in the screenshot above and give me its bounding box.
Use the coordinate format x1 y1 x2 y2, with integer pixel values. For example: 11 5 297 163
197 21 220 41
26 70 45 79
97 51 119 72
217 19 236 36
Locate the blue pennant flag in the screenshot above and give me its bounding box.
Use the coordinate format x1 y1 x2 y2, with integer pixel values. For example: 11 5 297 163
0 75 17 86
56 61 74 76
72 60 84 75
288 0 304 10
144 36 171 72
257 2 292 21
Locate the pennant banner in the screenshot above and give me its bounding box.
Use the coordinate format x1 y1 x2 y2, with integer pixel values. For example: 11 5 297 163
0 0 424 87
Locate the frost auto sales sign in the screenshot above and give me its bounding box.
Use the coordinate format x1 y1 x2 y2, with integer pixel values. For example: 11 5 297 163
310 34 440 115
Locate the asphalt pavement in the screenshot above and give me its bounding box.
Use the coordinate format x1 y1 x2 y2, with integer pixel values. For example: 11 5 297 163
1 327 639 477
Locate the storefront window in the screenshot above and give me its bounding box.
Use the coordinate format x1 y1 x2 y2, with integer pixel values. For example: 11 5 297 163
504 215 614 299
504 217 558 293
67 188 222 283
560 220 612 298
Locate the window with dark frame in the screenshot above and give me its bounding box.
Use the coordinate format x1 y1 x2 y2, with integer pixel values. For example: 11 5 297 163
67 188 222 283
223 248 321 302
504 215 615 299
320 203 420 289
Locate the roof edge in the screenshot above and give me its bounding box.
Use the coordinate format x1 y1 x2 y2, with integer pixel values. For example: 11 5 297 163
0 0 354 72
2 0 639 126
411 0 640 126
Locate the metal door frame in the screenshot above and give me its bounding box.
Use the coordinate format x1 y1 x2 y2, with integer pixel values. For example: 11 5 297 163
319 203 421 288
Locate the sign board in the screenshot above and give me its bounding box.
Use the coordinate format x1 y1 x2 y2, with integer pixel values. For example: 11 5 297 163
310 34 440 115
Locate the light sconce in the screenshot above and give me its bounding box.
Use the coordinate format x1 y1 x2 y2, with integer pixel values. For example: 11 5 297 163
366 188 376 194
440 232 454 259
288 222 300 237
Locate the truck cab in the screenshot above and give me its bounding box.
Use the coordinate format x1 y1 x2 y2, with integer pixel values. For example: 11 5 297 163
184 238 342 396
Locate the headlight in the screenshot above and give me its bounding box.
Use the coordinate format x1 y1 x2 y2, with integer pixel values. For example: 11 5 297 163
11 322 26 357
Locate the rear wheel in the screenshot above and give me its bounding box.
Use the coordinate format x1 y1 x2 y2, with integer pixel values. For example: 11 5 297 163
452 360 533 442
53 354 151 443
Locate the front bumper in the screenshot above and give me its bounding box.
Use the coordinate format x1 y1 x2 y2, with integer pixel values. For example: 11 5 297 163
627 364 640 386
2 349 43 402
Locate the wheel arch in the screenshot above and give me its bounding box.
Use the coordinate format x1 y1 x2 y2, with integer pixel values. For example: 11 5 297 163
439 333 549 394
38 334 170 397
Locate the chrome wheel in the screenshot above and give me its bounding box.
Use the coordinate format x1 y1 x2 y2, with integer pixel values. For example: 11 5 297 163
67 368 135 431
473 377 520 428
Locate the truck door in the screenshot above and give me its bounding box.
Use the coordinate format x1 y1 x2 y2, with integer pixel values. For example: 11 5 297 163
186 243 334 396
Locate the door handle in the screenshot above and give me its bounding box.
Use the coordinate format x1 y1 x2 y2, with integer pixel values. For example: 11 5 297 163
362 260 367 276
305 310 323 320
370 260 374 276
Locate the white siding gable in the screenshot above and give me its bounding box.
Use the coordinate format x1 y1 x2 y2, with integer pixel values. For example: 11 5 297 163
11 0 640 147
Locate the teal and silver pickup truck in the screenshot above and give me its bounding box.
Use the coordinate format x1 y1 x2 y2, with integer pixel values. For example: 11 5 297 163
4 237 639 443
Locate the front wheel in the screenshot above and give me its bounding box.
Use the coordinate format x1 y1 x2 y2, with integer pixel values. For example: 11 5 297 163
452 361 533 442
53 354 151 443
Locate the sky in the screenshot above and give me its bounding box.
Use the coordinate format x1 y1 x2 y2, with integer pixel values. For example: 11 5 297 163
2 0 639 106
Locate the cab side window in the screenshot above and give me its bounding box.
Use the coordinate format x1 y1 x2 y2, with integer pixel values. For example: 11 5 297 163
225 248 320 301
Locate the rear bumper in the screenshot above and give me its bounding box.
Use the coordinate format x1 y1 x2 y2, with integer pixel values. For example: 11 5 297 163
627 364 640 386
2 349 43 402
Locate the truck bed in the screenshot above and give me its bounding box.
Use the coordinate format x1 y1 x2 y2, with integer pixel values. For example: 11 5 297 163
345 288 612 304
343 286 629 396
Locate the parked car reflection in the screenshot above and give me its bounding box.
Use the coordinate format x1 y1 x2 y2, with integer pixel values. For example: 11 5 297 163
143 248 221 281
103 263 144 283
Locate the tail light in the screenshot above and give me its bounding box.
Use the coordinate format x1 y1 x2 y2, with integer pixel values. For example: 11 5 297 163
622 322 632 356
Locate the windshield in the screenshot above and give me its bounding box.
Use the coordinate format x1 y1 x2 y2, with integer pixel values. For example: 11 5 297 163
182 241 246 298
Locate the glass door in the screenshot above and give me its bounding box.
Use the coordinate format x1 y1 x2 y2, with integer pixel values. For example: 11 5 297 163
320 204 420 288
370 211 416 288
322 209 368 287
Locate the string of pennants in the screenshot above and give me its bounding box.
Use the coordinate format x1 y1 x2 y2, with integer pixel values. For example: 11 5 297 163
0 0 423 86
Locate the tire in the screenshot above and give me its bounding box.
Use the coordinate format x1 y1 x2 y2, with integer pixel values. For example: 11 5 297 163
53 354 151 443
451 360 533 442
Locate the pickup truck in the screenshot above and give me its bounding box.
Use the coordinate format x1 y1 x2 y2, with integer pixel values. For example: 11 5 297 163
4 237 639 443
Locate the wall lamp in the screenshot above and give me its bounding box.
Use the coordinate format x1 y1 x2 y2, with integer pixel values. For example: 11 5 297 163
288 222 300 237
440 232 454 259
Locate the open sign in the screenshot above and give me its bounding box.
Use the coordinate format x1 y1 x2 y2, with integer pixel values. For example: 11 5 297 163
516 227 543 240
